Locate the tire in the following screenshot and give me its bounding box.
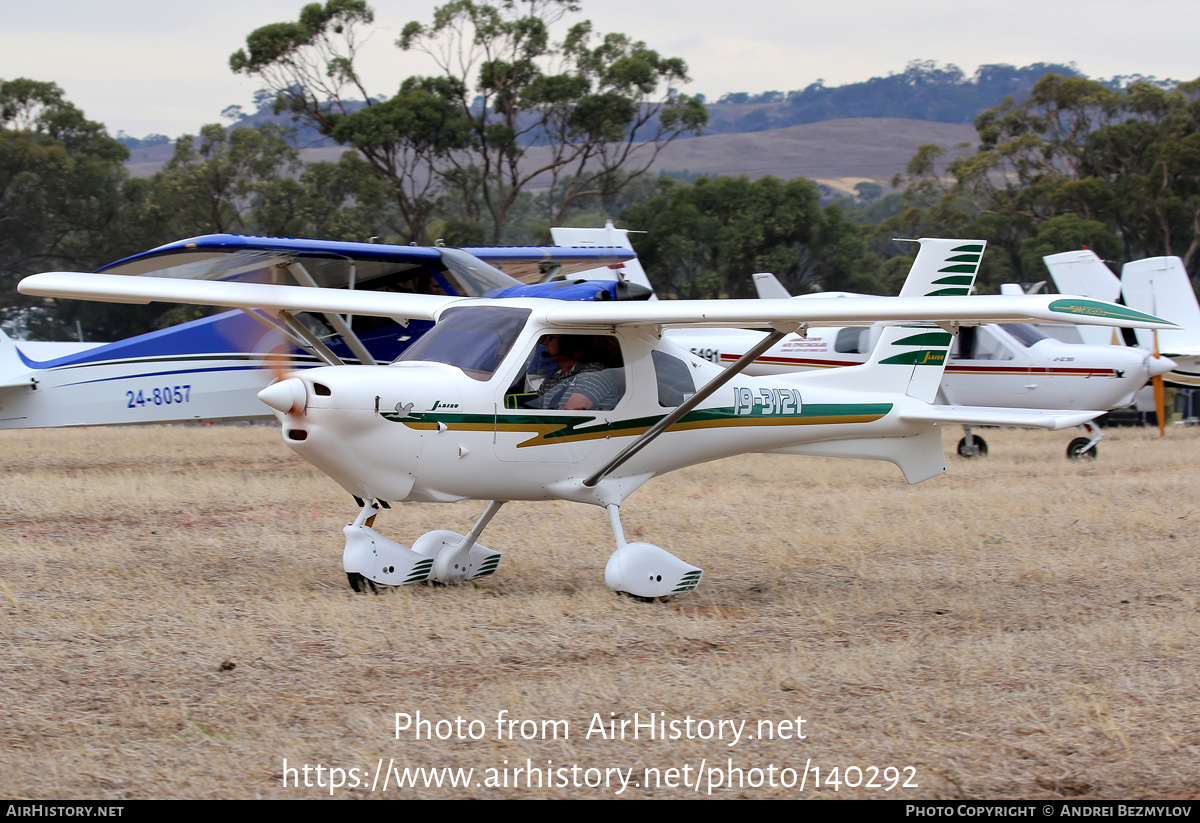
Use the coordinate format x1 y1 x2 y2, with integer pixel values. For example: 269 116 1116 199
1066 437 1097 460
347 572 381 593
956 435 988 458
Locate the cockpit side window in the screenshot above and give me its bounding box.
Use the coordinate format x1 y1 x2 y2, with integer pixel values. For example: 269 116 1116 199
835 327 871 354
504 334 626 411
1005 323 1050 348
394 306 530 380
950 326 1014 361
652 351 695 407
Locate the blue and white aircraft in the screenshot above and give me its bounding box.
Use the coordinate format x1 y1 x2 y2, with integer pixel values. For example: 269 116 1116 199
1 234 646 429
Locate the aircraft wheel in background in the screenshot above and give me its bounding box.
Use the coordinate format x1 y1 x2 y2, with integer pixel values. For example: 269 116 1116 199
956 435 988 458
1066 437 1098 460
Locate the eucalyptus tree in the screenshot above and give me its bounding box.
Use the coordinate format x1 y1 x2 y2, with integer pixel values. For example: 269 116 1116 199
231 0 706 244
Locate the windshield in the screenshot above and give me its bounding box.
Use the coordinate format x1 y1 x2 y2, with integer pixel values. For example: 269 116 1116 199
394 306 530 380
438 247 524 296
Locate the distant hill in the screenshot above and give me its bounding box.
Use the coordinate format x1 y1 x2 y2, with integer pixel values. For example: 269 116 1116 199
702 61 1085 132
120 61 1175 185
127 118 977 192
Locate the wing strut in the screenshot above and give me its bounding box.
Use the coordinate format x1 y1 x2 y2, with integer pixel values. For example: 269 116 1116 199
239 308 311 352
583 327 793 487
277 310 345 367
287 262 378 365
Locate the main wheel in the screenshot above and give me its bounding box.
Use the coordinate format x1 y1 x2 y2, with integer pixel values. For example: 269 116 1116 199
1066 437 1097 460
957 435 988 458
347 572 382 594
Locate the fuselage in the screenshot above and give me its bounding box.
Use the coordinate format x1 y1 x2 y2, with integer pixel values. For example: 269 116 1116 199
263 304 927 509
668 323 1170 411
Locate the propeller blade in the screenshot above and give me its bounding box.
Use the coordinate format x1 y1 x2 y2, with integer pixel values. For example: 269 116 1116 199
1153 329 1166 436
263 345 293 383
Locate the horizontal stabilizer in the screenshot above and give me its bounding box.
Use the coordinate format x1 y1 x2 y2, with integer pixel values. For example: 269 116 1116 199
900 405 1102 431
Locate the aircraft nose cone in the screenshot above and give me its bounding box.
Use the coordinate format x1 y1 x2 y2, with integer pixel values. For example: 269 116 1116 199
614 281 654 301
258 377 306 414
1147 353 1177 377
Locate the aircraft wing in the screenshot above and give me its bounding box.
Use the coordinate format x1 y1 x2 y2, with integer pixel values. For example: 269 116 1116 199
20 274 1177 330
19 272 460 321
541 294 1177 330
899 405 1101 431
101 234 635 288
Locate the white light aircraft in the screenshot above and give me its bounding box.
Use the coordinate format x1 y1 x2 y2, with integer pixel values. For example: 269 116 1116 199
20 239 1174 598
1043 249 1200 389
668 271 1174 459
1042 249 1200 434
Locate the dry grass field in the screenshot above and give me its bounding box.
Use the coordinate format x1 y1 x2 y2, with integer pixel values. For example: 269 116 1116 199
0 423 1196 799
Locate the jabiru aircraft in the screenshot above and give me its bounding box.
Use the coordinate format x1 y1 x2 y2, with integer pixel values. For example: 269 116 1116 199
19 239 1174 598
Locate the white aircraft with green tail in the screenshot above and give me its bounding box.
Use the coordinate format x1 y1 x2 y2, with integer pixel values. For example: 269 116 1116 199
19 239 1173 599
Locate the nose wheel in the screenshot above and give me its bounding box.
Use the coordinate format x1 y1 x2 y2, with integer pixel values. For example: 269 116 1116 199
1066 421 1101 460
347 571 382 594
1066 437 1098 460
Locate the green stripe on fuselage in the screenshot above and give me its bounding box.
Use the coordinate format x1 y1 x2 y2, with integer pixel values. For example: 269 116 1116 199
384 403 894 448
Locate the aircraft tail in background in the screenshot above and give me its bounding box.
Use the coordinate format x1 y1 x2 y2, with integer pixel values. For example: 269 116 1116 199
1041 249 1125 347
0 329 36 391
1045 249 1200 387
550 220 656 299
791 238 985 404
1121 256 1200 358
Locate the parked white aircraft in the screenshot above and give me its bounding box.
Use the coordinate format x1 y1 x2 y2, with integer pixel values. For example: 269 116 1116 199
20 239 1174 597
1043 250 1200 388
668 272 1173 459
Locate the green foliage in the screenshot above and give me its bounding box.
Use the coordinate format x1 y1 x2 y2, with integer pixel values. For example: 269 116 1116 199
1017 214 1120 276
147 123 301 236
620 175 876 298
0 78 165 339
233 0 706 243
888 72 1200 286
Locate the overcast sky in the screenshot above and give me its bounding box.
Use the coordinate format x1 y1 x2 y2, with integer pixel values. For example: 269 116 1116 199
2 0 1196 138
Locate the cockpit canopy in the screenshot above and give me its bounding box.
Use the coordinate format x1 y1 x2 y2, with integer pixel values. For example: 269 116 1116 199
394 306 531 380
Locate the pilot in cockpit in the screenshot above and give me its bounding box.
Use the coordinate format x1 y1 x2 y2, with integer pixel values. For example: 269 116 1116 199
527 334 621 411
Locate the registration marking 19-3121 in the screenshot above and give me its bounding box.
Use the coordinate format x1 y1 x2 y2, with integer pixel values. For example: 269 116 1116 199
733 386 801 416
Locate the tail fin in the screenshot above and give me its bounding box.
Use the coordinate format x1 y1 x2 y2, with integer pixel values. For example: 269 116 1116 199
1042 249 1121 302
751 272 793 299
550 220 656 298
865 238 985 402
1121 256 1200 354
783 239 984 403
1042 249 1124 347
